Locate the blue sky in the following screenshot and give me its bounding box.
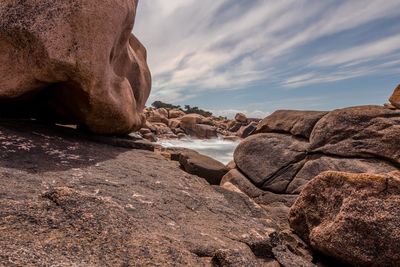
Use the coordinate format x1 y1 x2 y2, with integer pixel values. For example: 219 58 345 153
135 0 400 118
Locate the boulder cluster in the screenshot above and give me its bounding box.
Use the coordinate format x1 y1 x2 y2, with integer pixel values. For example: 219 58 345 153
220 86 400 266
139 108 260 141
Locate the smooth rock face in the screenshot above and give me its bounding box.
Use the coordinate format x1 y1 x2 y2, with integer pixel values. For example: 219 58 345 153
0 0 151 135
234 133 308 192
389 84 400 108
0 120 282 266
310 105 400 164
255 110 327 139
235 113 247 123
179 151 229 185
289 171 400 266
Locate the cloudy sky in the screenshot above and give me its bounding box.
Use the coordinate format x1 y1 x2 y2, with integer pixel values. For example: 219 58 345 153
134 0 400 118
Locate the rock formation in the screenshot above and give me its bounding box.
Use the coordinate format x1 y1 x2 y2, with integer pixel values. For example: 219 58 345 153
140 109 260 141
0 119 314 266
289 171 400 266
0 0 151 135
231 105 399 194
389 84 400 108
221 86 400 265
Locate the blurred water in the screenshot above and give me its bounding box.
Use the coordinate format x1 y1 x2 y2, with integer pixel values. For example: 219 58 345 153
158 138 240 164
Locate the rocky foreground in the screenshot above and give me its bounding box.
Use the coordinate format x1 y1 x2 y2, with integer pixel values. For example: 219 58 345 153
0 119 304 266
0 87 399 266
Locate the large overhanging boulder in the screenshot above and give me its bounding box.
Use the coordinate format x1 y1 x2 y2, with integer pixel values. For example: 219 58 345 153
0 0 151 135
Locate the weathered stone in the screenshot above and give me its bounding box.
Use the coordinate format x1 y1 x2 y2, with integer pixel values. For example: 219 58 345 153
309 105 400 164
229 122 246 132
235 113 247 123
234 133 308 192
168 109 186 119
142 132 157 142
226 160 236 170
237 122 258 138
286 155 397 194
289 171 400 266
180 151 229 185
269 230 315 267
221 168 298 229
221 169 264 198
255 110 327 139
0 0 151 135
145 109 169 125
389 84 400 109
168 118 181 129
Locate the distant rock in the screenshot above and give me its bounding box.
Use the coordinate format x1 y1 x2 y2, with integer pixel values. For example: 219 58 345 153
237 122 258 138
0 0 150 135
235 113 248 123
179 114 218 139
169 109 186 119
254 110 327 139
289 171 400 266
389 84 400 108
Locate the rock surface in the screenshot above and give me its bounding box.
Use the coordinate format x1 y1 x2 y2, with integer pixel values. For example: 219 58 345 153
179 150 229 185
255 110 327 139
0 120 293 266
0 0 151 135
389 84 400 108
233 104 400 194
234 133 309 192
309 105 400 164
289 171 400 266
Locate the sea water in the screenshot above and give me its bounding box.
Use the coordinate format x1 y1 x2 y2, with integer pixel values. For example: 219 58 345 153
158 138 240 164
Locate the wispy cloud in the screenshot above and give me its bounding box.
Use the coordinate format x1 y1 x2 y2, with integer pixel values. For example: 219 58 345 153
135 0 400 103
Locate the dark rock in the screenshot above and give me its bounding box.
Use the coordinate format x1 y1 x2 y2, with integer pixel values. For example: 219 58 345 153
142 132 158 142
234 133 308 193
179 151 229 185
235 113 247 123
289 171 400 266
229 122 246 132
237 122 258 138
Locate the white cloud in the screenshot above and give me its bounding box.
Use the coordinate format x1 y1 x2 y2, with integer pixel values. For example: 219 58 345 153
134 0 400 101
311 34 400 67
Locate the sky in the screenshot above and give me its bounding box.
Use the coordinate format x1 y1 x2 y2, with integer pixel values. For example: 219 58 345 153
134 0 400 118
